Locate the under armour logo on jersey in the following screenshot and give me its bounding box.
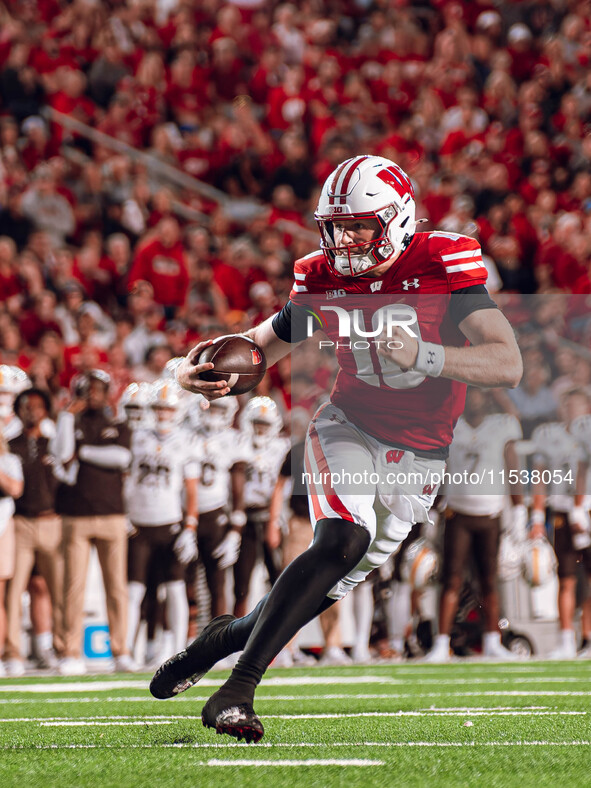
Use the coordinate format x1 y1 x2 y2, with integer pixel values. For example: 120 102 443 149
370 280 383 292
402 279 420 290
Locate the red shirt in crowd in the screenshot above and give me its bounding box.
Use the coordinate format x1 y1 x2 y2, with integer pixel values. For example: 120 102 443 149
128 239 189 308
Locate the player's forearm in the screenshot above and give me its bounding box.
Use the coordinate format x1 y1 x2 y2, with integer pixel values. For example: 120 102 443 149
78 445 132 469
0 469 22 499
230 464 246 512
184 477 198 522
243 315 295 367
440 342 523 388
504 441 523 503
268 476 288 526
575 462 588 504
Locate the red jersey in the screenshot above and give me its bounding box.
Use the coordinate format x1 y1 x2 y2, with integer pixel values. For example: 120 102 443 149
287 232 489 454
128 240 189 308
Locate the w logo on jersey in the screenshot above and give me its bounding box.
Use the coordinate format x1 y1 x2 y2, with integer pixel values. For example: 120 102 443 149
251 349 263 365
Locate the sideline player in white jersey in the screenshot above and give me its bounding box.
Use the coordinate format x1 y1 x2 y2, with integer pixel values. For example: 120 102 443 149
152 154 522 742
118 382 154 432
233 397 289 618
0 365 32 440
126 379 199 658
530 389 591 658
188 396 250 618
425 387 524 662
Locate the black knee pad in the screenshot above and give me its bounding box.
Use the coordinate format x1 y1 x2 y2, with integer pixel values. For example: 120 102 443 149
310 518 371 574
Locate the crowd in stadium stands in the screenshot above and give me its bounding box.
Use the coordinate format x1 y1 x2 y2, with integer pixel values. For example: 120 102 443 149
1 0 591 671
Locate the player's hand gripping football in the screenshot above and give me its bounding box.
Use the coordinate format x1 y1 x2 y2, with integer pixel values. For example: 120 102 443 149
175 341 231 400
376 326 419 371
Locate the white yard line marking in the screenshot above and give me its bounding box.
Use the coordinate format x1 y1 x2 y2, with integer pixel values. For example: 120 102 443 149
205 759 384 767
28 709 585 726
0 706 554 721
2 690 591 705
1 741 590 751
0 681 149 693
2 674 590 694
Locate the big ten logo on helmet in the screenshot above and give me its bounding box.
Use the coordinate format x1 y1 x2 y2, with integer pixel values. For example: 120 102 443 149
307 303 419 340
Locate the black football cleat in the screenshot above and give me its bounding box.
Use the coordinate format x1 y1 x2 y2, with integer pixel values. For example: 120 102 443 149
149 614 236 700
201 689 264 743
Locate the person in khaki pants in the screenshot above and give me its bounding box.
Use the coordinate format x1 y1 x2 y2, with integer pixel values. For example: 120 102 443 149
54 370 134 675
5 388 64 675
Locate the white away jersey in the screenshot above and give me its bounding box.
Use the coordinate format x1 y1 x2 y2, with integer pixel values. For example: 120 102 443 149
531 422 581 512
192 428 251 514
127 428 199 526
243 437 290 509
445 413 522 516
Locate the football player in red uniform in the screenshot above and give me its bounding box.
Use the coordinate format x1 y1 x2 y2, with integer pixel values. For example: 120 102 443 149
150 155 523 742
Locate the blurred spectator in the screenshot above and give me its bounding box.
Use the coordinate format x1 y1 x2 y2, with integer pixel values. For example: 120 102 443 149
132 343 173 384
21 166 75 247
54 370 133 675
507 352 559 438
128 217 189 317
5 388 63 675
19 291 63 348
123 301 167 367
0 431 24 677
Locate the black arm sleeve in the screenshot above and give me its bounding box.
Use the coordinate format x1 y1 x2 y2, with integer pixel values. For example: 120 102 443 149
271 300 310 343
448 285 497 326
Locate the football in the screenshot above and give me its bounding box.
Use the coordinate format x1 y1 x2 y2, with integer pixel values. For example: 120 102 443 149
197 335 267 395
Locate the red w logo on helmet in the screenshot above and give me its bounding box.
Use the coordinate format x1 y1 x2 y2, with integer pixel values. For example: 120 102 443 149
251 348 263 365
376 165 415 201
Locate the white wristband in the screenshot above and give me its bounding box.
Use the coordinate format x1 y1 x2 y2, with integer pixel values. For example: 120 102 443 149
531 510 545 528
413 340 445 377
571 506 589 531
230 510 247 528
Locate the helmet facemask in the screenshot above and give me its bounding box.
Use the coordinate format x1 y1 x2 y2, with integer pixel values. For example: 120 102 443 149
317 204 414 277
251 419 276 449
151 405 177 436
240 396 282 447
201 399 237 434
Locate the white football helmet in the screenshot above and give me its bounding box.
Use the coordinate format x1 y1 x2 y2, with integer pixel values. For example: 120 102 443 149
522 537 557 586
0 365 31 420
400 537 439 591
200 396 238 435
149 379 184 434
161 357 184 380
240 396 283 448
315 154 417 277
119 382 154 430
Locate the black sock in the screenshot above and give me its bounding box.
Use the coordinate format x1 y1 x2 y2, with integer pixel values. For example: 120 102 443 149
226 593 338 654
225 518 370 695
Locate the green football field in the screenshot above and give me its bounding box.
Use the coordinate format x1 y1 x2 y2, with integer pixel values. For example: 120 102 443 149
0 661 590 788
